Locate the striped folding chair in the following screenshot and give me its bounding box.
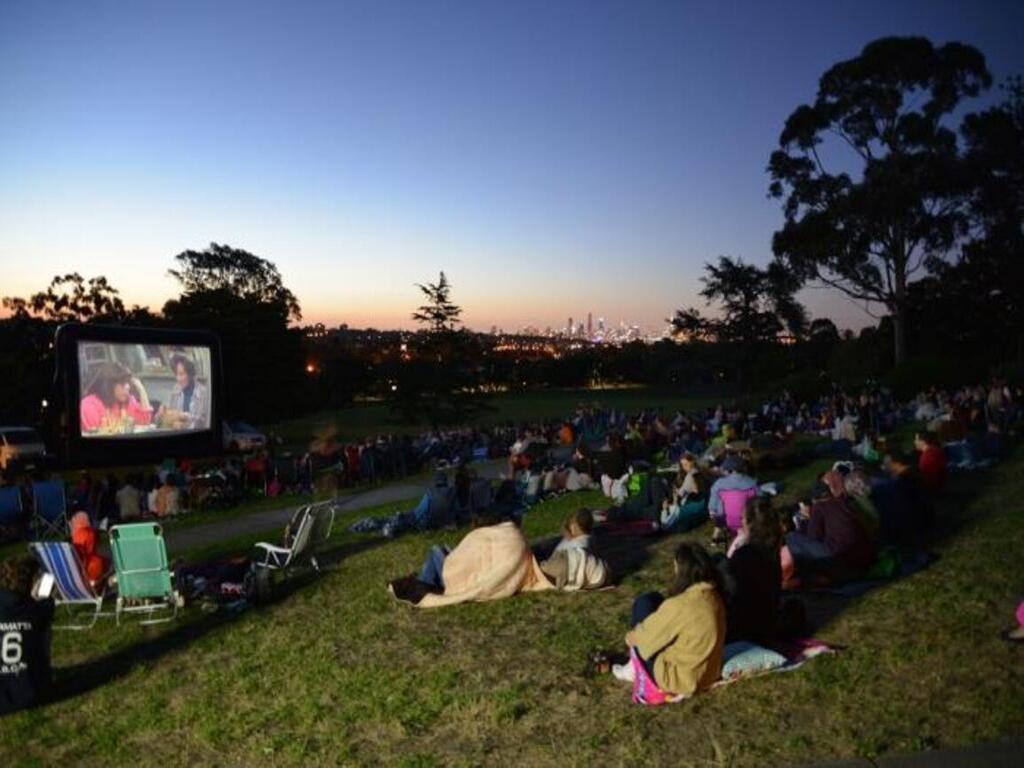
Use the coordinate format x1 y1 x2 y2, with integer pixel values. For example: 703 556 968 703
31 541 108 630
31 480 68 539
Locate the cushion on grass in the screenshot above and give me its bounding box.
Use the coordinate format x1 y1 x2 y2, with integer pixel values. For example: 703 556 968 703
721 641 787 680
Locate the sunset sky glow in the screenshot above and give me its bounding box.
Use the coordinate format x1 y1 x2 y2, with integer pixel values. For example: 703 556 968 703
2 1 1022 332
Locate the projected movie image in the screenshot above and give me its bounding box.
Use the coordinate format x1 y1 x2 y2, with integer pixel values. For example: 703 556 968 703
78 342 213 438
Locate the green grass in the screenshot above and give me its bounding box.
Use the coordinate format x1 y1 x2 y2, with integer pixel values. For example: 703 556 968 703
263 387 721 446
1 443 1022 765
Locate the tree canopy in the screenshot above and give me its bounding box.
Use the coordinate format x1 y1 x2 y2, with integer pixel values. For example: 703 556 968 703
388 272 489 427
412 271 462 333
768 36 991 363
2 273 128 324
671 256 806 389
168 242 302 323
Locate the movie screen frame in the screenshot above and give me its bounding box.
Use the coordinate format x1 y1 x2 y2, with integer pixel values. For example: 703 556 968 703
55 323 224 466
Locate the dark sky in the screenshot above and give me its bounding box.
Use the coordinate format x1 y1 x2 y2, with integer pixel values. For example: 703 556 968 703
2 0 1021 331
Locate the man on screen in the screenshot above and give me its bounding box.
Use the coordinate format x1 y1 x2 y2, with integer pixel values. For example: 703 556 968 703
79 362 155 434
164 354 209 430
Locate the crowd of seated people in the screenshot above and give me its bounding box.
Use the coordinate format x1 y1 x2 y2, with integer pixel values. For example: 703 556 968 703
381 378 1018 702
0 378 1019 713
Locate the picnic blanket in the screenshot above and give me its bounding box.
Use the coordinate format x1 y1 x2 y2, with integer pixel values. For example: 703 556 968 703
596 519 659 537
631 638 836 706
786 550 935 598
406 521 553 608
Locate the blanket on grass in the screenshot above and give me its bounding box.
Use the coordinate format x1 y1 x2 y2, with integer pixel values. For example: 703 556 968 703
785 550 935 598
631 638 836 706
597 519 659 537
395 521 554 608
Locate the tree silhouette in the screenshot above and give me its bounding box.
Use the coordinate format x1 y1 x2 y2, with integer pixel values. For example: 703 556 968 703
168 242 301 323
388 272 489 428
769 36 991 364
672 256 806 388
164 244 305 421
958 77 1024 359
2 273 128 324
412 271 462 333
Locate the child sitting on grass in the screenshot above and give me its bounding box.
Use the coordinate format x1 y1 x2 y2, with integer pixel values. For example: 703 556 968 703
539 509 609 590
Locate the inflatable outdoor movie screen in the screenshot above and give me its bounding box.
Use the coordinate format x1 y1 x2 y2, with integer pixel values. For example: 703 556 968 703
55 324 223 465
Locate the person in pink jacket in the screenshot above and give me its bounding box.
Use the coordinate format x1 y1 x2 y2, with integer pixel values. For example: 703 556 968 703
79 361 154 433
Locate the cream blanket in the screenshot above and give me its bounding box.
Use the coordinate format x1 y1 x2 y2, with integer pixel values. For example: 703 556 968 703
417 521 554 608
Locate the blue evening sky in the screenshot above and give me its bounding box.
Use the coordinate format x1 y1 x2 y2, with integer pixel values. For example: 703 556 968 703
1 0 1021 332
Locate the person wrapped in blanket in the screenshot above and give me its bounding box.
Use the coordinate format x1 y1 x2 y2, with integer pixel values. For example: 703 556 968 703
389 510 552 607
538 509 609 591
612 543 726 698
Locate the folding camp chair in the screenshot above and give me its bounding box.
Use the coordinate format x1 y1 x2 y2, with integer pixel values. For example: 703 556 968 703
31 480 68 538
254 502 335 574
0 486 23 536
108 522 180 624
307 501 336 572
31 541 108 630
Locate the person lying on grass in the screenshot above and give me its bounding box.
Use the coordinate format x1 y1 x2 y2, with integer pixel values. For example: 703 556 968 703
538 508 609 591
349 471 456 538
612 542 726 698
389 510 552 607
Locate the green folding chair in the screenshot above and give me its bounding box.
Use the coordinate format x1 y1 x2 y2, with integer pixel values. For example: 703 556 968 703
109 522 180 625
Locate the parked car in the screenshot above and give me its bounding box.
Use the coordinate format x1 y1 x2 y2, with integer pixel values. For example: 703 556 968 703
0 427 48 471
223 421 267 453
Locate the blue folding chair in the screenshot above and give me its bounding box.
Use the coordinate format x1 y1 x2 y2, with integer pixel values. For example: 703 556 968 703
31 541 109 630
0 486 23 531
31 480 68 538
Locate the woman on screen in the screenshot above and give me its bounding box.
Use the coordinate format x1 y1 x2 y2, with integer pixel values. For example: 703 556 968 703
165 354 209 429
79 361 155 434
